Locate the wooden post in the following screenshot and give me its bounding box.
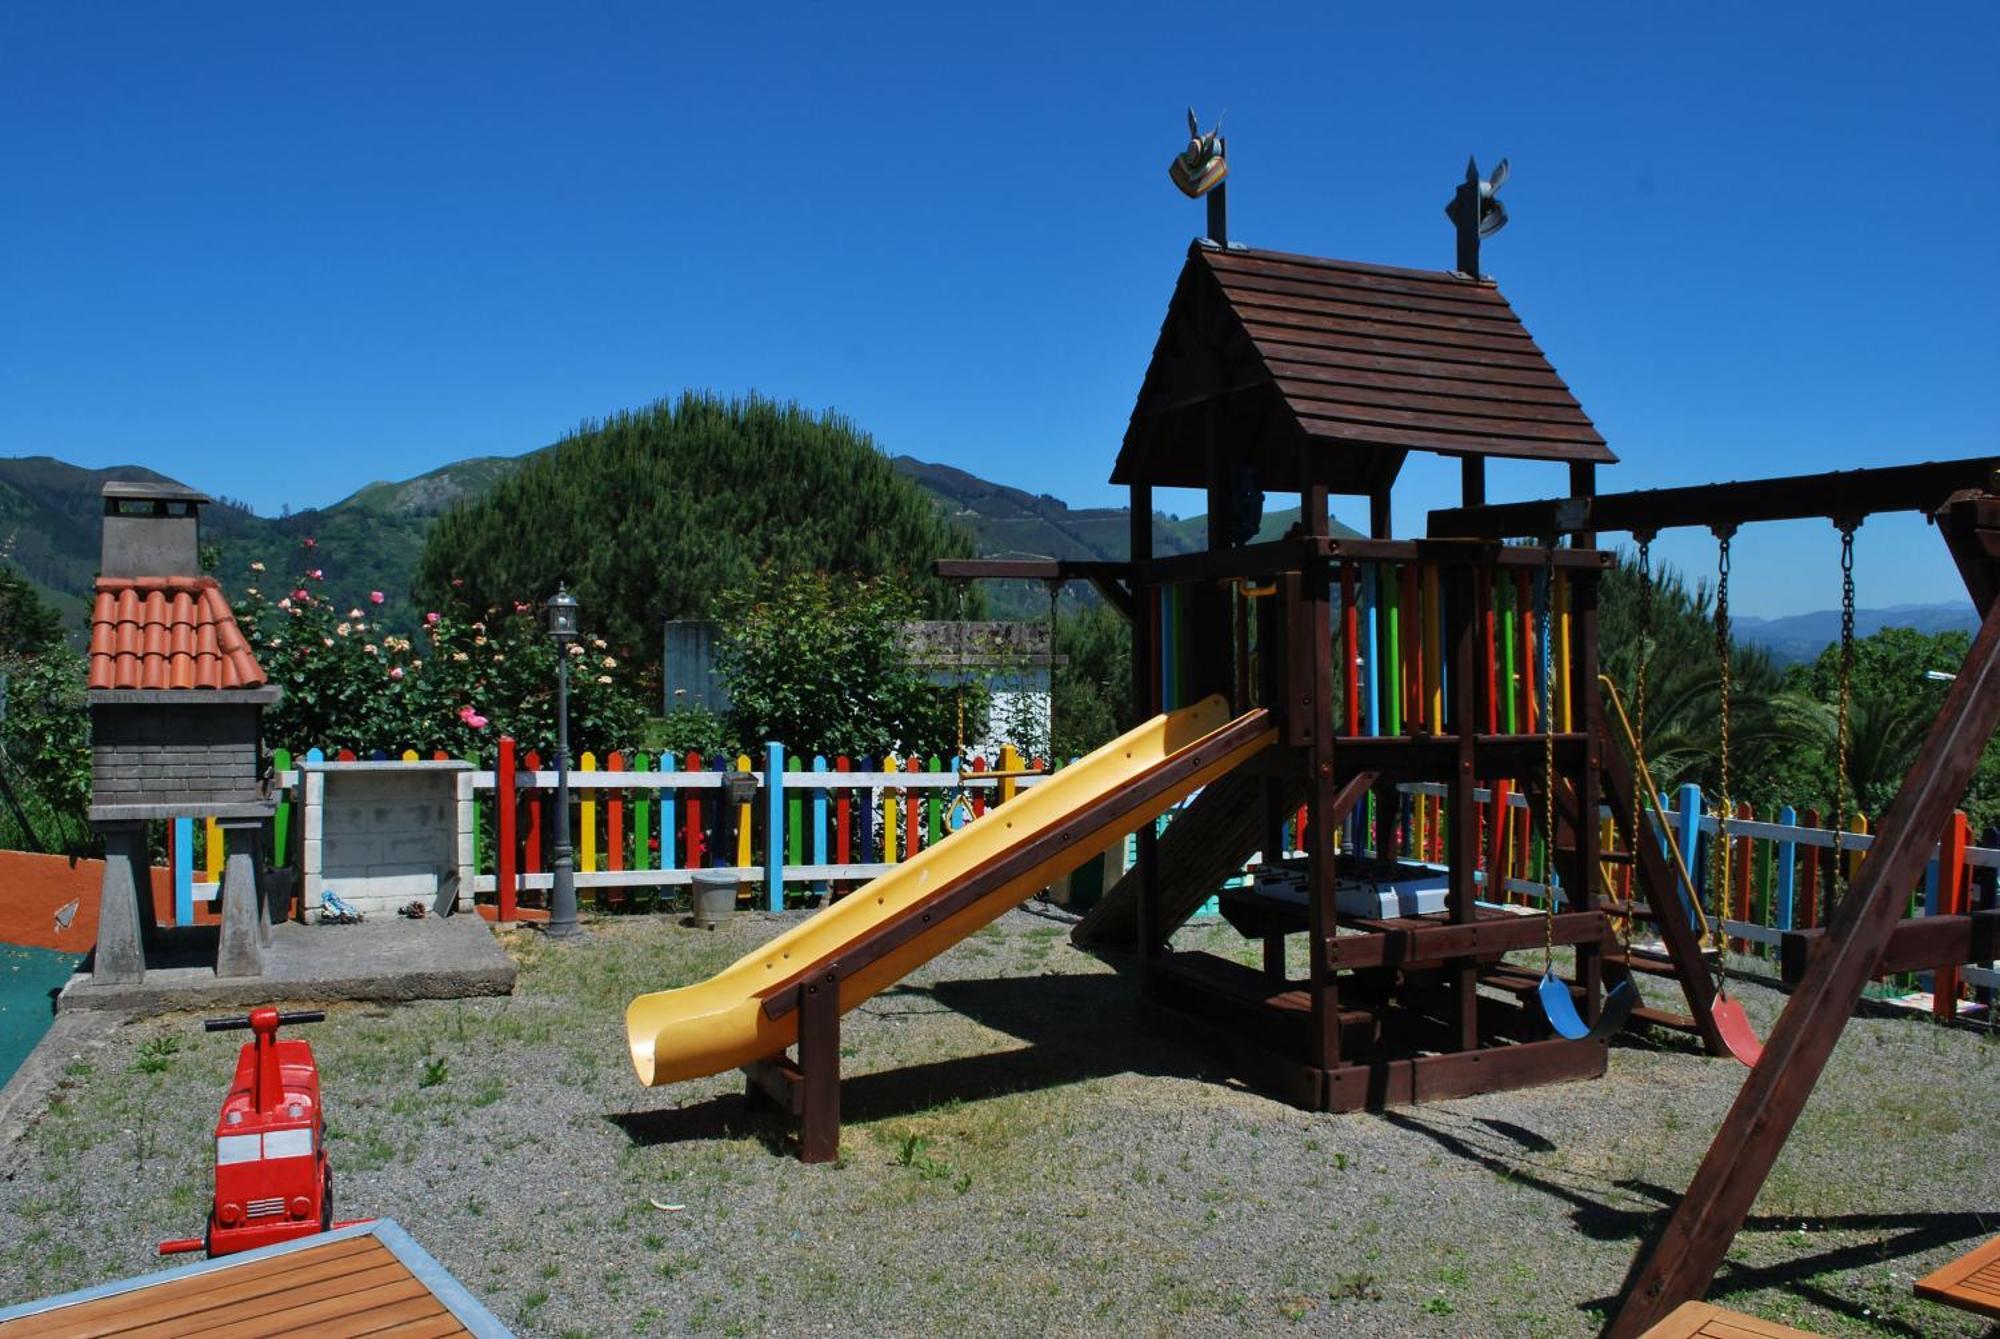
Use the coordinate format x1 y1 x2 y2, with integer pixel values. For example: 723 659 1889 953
1448 563 1481 1049
1573 567 1604 1024
1935 810 1969 1020
798 967 841 1164
1303 559 1342 1073
1610 593 2000 1337
496 736 517 923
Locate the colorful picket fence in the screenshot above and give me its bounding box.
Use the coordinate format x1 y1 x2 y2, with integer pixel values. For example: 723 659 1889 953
167 730 1999 1014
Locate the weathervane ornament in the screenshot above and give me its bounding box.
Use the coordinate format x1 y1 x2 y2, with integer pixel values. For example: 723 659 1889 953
1169 108 1231 247
1169 108 1227 198
1444 155 1510 278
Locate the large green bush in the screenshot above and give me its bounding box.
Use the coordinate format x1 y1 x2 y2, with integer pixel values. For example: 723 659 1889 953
413 392 975 667
711 568 975 761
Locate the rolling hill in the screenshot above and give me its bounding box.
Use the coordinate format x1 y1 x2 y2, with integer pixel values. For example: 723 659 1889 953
5 446 1969 660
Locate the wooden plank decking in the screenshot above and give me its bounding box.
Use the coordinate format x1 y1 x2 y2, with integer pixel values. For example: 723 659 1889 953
1915 1233 2000 1320
1639 1299 1821 1337
0 1221 504 1338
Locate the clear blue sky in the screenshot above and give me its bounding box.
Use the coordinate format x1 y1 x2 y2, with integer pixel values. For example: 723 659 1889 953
2 3 1994 617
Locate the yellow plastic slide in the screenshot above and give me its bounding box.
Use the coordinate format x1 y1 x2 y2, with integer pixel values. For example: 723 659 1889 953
626 694 1274 1086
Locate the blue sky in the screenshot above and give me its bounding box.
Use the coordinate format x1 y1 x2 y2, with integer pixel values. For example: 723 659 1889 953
2 3 1994 617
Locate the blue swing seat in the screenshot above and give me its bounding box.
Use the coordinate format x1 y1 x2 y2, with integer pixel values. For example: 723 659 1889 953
1538 970 1640 1041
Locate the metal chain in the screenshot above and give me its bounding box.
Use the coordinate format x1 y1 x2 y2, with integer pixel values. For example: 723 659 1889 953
1830 522 1858 913
1625 534 1655 950
1711 530 1735 986
954 583 968 760
1540 541 1559 969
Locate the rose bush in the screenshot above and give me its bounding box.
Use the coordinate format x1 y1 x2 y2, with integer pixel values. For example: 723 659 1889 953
237 543 647 761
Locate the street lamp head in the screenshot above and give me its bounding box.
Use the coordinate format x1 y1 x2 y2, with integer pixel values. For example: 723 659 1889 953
547 585 580 642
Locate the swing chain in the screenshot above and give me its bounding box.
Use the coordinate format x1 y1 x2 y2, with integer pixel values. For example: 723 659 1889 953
1830 519 1859 911
1711 527 1735 985
1622 531 1656 953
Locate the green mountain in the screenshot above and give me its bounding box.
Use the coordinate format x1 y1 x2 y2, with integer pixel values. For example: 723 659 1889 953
2 446 1355 635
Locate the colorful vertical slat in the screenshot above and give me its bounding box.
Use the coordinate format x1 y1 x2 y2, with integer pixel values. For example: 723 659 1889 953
578 752 598 875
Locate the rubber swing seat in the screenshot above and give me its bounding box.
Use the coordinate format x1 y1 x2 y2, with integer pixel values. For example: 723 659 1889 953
1710 994 1764 1067
1538 971 1640 1042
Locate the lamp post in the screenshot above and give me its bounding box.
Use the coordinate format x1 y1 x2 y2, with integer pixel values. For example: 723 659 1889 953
546 585 581 938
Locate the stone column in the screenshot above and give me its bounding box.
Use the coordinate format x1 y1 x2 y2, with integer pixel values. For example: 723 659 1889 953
92 821 149 984
216 816 268 979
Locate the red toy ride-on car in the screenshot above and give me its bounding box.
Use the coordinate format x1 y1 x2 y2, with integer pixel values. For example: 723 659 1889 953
159 1007 357 1258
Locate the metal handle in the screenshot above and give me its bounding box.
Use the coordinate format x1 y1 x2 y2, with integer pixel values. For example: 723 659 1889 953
203 1009 326 1032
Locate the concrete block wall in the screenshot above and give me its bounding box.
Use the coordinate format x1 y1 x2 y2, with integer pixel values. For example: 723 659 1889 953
301 765 471 919
90 703 262 807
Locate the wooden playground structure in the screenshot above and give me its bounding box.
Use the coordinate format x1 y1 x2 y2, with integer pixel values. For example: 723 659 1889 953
940 169 2000 1332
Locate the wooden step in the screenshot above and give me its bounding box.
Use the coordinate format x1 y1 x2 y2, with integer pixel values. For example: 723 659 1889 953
1604 949 1684 979
1600 897 1659 920
1630 1004 1701 1034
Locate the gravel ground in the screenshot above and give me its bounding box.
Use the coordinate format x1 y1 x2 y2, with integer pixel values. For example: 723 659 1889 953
1 908 1995 1338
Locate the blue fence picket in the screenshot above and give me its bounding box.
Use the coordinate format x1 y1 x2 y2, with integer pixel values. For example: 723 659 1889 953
764 742 784 911
1774 805 1797 930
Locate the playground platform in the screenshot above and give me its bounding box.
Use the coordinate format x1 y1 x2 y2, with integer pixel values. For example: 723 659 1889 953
0 1218 510 1337
55 912 515 1014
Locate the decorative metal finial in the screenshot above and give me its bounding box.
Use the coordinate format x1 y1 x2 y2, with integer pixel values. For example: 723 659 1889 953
1444 155 1510 278
1170 108 1229 247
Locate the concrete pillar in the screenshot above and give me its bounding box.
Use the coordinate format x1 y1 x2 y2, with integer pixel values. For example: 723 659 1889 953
216 816 267 979
92 821 149 984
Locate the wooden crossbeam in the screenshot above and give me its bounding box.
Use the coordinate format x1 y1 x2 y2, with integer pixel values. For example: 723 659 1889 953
1779 909 2000 984
1428 456 1998 539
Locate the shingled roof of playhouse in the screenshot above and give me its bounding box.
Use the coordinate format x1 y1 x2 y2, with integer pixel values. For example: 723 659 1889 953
88 574 268 692
1112 241 1613 494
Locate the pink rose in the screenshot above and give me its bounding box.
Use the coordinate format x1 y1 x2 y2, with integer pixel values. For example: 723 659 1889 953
293 589 309 602
458 706 489 729
308 568 324 580
302 537 317 549
425 611 441 625
451 578 464 588
389 666 405 681
369 590 384 604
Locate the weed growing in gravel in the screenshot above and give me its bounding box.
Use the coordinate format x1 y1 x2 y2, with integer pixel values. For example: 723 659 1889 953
131 1036 181 1074
1329 1272 1382 1302
420 1056 450 1087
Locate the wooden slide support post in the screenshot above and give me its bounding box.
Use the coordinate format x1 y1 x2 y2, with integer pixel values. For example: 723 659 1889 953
742 963 842 1164
1591 719 1731 1057
1610 589 2000 1337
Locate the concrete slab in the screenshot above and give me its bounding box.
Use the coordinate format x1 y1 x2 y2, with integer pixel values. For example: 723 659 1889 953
56 912 515 1014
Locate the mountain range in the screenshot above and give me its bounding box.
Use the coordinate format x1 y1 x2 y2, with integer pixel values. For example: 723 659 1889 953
0 450 1971 657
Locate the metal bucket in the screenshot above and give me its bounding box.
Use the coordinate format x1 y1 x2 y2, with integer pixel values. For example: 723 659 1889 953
689 869 738 930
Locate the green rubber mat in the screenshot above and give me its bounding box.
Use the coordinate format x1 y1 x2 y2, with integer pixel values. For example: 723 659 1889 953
0 942 80 1090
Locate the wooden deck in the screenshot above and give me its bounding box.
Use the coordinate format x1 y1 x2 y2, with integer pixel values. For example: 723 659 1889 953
1639 1300 1822 1337
1915 1233 2000 1320
0 1220 508 1338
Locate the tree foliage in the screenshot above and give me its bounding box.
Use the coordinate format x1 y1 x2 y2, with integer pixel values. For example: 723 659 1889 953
0 563 91 854
710 568 974 760
413 392 976 668
1051 602 1131 761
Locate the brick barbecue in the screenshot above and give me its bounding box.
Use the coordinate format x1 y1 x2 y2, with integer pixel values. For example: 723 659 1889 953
86 482 281 983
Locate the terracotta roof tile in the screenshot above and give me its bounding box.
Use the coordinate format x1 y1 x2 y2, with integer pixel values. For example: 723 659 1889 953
89 575 268 692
